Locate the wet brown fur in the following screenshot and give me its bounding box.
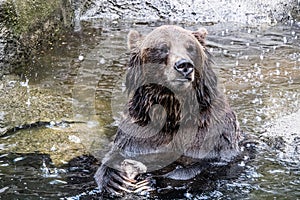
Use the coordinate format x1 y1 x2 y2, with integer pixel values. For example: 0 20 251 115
95 25 241 194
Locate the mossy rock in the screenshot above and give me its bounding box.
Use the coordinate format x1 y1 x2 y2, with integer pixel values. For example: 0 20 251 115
0 0 73 77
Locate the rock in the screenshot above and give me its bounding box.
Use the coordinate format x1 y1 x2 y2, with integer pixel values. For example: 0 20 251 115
0 0 73 78
77 0 299 25
262 109 300 160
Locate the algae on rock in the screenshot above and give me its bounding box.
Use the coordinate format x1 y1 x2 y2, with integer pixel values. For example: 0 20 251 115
0 0 73 77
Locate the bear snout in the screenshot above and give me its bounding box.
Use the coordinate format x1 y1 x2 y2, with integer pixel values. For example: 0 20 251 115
174 58 194 80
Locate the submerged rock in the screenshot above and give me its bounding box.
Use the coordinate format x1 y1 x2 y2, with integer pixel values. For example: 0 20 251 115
0 75 73 136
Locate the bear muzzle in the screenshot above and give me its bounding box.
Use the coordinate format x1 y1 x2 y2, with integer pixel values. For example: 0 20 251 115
174 58 194 81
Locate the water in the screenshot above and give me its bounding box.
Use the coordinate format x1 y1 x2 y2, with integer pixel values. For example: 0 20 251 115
0 19 300 199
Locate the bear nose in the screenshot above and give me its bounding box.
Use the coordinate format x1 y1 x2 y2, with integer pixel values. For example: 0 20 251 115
174 59 194 77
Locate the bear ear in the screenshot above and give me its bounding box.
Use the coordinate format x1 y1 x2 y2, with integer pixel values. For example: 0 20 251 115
192 28 208 46
127 30 142 51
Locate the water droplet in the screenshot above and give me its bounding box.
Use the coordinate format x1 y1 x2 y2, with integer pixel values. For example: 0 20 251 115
260 55 264 60
78 55 84 61
51 145 56 151
99 58 106 64
26 98 31 107
252 97 260 104
232 68 237 75
68 135 81 143
283 37 287 44
20 79 29 87
221 31 225 36
255 116 262 122
238 161 245 167
247 28 251 34
276 62 280 67
284 71 289 75
256 67 261 74
259 75 264 79
288 77 294 84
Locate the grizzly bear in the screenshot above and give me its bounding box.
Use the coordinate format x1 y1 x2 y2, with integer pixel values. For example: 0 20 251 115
94 25 242 196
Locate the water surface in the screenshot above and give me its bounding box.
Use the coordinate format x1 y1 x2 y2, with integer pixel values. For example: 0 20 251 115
0 20 300 199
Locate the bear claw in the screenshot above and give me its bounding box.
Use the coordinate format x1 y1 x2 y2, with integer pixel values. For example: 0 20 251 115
105 171 152 195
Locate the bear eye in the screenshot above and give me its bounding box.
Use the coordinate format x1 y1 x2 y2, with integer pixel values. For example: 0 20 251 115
186 43 199 57
145 44 169 64
187 44 196 53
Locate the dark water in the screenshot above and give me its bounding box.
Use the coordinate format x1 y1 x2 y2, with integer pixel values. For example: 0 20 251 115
1 19 300 199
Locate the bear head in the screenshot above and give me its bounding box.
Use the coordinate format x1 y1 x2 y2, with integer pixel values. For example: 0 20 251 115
126 25 210 92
